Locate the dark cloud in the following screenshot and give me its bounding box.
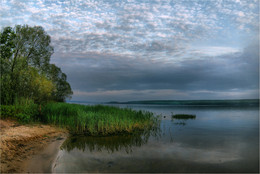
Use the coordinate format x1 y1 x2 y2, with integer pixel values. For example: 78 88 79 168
51 39 259 101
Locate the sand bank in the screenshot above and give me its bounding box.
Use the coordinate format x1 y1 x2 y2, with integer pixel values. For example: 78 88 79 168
0 119 68 173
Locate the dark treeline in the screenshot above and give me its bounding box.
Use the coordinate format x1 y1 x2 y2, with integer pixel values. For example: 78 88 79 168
109 99 259 106
0 25 73 105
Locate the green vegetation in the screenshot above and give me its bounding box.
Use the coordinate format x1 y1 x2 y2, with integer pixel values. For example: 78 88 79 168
0 25 72 105
0 101 160 135
0 25 160 136
41 103 160 136
0 99 39 123
171 114 196 119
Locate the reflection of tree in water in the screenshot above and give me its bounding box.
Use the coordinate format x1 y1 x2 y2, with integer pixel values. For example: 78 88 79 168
61 124 161 154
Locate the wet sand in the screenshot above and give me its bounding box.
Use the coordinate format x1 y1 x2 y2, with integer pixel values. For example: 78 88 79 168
24 134 67 173
0 119 68 173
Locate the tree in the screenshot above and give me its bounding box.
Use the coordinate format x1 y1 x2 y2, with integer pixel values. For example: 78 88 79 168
32 73 55 104
11 25 54 71
47 64 73 102
0 25 73 105
0 26 16 68
0 27 16 104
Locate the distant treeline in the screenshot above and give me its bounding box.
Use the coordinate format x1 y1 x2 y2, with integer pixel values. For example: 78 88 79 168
108 99 259 106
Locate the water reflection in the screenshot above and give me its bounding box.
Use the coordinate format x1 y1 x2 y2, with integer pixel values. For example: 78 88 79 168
173 121 186 126
54 106 259 173
171 114 196 126
61 126 161 154
60 114 198 154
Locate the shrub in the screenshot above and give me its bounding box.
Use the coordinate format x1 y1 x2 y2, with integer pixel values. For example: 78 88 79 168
16 103 39 121
16 113 31 123
0 105 16 118
1 98 39 123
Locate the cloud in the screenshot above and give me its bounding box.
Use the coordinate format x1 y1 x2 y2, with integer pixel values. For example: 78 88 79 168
50 38 259 101
1 0 258 101
2 0 258 59
73 89 189 101
190 46 242 57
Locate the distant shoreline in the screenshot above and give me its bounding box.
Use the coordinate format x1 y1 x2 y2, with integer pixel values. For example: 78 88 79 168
70 99 259 107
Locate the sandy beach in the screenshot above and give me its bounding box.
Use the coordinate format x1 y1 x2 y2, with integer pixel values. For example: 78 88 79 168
0 119 68 173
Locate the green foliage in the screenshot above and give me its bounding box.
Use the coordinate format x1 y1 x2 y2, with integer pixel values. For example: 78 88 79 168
47 64 73 102
16 113 31 123
32 73 56 104
14 98 40 122
0 26 16 74
0 75 13 105
0 105 16 118
0 25 73 105
0 99 39 123
42 103 160 136
13 25 53 70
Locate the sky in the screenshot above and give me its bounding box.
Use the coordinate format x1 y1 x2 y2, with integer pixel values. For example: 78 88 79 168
0 0 259 102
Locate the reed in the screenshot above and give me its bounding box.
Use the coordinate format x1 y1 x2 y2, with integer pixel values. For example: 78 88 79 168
41 102 159 136
171 114 196 119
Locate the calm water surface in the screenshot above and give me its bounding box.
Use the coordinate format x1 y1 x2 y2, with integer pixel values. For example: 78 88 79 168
53 104 259 173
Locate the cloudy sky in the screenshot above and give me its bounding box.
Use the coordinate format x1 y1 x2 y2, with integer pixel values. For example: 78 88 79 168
1 0 259 102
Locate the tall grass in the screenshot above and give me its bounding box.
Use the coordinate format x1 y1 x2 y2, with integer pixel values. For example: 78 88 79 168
41 103 159 136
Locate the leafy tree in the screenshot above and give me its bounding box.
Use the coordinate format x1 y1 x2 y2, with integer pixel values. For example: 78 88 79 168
47 64 73 102
0 25 73 105
32 73 55 104
11 25 53 71
0 27 16 104
0 27 16 71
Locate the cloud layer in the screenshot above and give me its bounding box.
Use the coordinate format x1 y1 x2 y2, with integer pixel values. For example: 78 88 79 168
1 0 259 101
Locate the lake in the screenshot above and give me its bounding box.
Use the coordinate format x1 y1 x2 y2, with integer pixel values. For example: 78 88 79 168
53 104 259 173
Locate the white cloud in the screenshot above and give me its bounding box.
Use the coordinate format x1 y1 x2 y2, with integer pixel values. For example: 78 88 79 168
1 0 258 59
191 46 242 57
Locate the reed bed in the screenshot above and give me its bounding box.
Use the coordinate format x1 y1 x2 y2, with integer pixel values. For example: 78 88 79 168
171 114 196 119
41 103 159 136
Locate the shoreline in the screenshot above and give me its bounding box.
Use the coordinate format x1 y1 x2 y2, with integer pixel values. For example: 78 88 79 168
0 119 68 173
24 134 67 173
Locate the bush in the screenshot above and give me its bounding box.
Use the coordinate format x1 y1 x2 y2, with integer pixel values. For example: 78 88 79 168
16 102 39 121
1 98 40 123
0 105 16 118
16 113 31 123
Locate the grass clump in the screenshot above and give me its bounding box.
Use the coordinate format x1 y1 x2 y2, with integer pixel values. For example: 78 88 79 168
41 102 159 136
171 114 196 119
